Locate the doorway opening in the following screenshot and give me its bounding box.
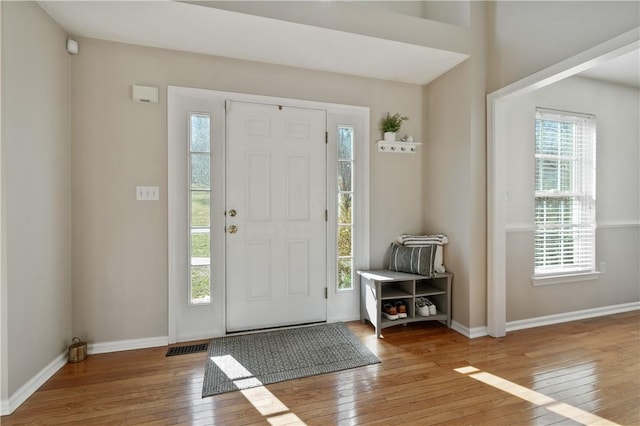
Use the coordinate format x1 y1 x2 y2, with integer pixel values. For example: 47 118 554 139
168 87 369 342
487 29 639 337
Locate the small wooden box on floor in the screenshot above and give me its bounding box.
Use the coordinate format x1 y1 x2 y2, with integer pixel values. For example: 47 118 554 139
358 270 453 338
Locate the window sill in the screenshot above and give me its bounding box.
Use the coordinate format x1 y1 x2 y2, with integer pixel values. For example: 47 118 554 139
531 271 602 286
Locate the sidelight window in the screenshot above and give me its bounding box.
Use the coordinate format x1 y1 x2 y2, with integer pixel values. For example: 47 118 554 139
337 126 354 290
189 113 212 304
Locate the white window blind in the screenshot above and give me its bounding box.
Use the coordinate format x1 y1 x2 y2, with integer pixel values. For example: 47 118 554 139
534 108 596 277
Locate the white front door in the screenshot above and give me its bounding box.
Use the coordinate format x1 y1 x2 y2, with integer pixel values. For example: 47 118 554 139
225 101 327 332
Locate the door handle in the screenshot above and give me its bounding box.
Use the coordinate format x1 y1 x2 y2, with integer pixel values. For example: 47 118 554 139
228 209 237 217
228 225 238 234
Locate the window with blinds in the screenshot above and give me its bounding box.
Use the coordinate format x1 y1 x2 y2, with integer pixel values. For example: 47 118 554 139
534 108 596 277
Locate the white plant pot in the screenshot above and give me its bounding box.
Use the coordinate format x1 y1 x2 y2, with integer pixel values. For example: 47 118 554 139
383 132 396 142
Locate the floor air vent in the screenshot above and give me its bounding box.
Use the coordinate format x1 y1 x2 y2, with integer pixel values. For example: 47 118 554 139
166 343 208 357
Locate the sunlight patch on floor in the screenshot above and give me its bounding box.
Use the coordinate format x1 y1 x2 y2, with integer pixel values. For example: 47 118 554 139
469 371 555 405
211 355 308 425
454 366 480 375
455 366 620 426
267 412 307 426
240 386 290 416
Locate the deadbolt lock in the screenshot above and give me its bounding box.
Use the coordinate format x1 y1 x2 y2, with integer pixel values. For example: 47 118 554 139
228 209 237 217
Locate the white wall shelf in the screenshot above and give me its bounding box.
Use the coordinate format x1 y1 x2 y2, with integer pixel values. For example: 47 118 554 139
376 140 421 153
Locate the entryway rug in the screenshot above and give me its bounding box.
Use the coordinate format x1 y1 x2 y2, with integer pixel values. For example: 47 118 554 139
202 322 379 397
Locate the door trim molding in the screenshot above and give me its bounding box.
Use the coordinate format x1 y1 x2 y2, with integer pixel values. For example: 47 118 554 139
168 86 370 342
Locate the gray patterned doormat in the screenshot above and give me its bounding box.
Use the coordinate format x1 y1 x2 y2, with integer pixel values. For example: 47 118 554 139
202 322 379 397
166 343 208 357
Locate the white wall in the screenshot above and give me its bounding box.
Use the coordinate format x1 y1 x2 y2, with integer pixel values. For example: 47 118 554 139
504 76 640 321
70 37 425 344
1 1 71 397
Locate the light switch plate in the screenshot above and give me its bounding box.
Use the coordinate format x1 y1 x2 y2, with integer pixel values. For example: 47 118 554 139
136 186 159 201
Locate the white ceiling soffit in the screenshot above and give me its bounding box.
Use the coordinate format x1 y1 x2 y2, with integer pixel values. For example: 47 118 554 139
578 48 640 88
39 1 468 85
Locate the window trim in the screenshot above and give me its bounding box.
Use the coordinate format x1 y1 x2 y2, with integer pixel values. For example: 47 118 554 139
337 125 355 291
531 271 601 286
533 108 597 279
327 111 370 311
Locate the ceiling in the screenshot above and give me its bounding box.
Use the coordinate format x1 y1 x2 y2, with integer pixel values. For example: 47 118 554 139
36 1 640 89
578 48 640 88
38 1 469 86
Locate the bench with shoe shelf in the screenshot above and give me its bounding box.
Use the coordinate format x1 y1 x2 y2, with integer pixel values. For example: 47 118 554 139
358 269 453 338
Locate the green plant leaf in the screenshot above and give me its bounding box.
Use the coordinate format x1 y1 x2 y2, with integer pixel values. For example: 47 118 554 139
379 112 409 133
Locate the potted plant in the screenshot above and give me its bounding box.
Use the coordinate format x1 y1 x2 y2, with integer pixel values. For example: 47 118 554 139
380 112 409 142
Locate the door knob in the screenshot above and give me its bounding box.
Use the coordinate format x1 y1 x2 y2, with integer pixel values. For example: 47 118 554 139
228 209 237 217
228 225 238 234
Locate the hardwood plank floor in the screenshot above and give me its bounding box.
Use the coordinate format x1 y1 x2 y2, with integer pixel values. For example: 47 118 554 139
2 311 638 425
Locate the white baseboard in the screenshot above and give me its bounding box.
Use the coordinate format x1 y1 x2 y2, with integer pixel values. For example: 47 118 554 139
173 332 219 344
1 351 67 416
0 336 170 415
451 320 488 339
450 301 640 339
88 336 169 355
331 315 361 324
506 301 640 332
174 319 362 343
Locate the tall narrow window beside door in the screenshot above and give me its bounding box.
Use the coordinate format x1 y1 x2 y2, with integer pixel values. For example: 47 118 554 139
338 126 354 290
534 108 596 278
189 113 212 304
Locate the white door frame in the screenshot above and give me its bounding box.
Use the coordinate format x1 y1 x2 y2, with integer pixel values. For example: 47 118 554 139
168 86 369 342
486 28 639 337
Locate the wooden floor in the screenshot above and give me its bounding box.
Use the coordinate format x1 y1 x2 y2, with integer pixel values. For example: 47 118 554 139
2 311 639 425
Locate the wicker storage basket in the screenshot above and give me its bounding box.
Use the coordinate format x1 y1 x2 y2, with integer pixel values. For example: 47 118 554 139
68 337 87 363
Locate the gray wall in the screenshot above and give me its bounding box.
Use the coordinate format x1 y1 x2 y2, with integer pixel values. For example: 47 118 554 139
425 1 638 330
423 2 487 330
70 37 425 343
66 1 635 337
1 1 71 397
355 0 471 27
2 0 638 403
486 1 640 92
504 76 640 321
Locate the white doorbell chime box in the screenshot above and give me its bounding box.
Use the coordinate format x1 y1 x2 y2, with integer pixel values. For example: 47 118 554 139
132 85 159 104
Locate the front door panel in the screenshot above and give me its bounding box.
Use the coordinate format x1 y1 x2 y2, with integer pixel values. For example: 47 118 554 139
226 101 327 332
